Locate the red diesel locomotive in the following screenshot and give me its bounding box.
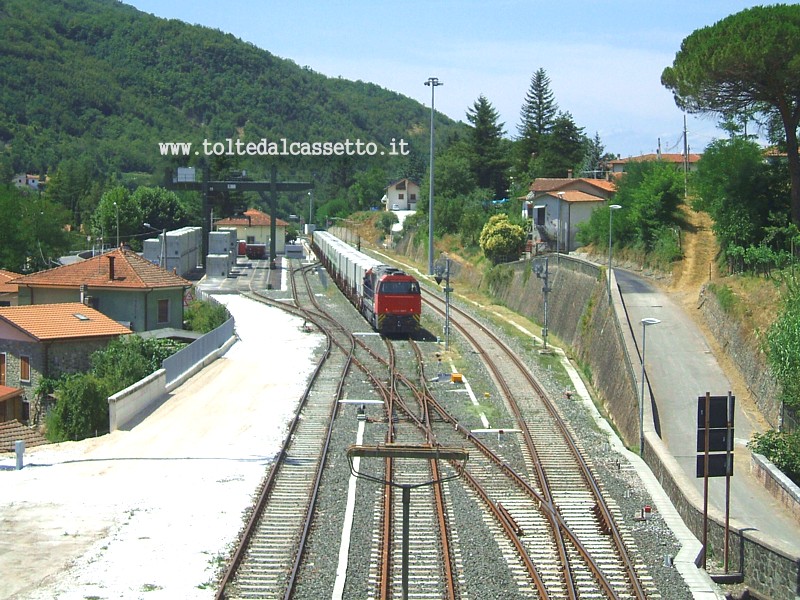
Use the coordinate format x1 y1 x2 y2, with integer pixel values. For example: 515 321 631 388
313 231 421 334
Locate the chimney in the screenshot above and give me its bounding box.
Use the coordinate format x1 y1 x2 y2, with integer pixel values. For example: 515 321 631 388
567 169 574 179
108 255 115 281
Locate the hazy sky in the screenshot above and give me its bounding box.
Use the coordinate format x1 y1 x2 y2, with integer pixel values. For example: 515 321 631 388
125 1 771 158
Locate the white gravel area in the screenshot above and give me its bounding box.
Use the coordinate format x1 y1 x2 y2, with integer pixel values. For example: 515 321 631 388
0 295 324 600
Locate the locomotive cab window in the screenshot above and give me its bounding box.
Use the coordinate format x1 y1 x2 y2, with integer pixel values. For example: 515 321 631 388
378 281 420 294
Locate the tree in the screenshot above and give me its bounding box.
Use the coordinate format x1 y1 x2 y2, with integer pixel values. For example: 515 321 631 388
45 374 110 441
133 186 188 233
693 138 781 253
479 214 525 264
661 5 800 225
533 111 587 178
0 186 71 271
94 186 138 249
577 161 683 252
91 335 176 393
348 167 387 211
517 68 558 162
46 158 95 227
465 95 509 199
580 132 615 179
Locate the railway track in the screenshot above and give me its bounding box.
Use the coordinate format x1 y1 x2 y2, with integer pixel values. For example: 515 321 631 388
421 288 653 599
214 251 658 599
216 261 357 599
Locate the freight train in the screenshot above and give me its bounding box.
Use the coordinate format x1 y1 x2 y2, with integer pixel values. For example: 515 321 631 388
312 230 421 334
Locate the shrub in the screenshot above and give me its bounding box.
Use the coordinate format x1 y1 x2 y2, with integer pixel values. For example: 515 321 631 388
479 214 525 264
184 299 230 333
749 429 800 486
46 374 110 442
767 285 800 411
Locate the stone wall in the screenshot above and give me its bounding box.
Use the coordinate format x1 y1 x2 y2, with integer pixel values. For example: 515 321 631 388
751 452 800 527
697 285 784 428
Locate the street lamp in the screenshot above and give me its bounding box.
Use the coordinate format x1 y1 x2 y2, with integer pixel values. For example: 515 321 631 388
639 317 660 456
608 204 622 302
424 76 442 275
307 190 314 228
143 222 165 268
113 201 119 248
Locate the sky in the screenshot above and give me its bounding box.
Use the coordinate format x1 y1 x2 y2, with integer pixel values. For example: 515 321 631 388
125 0 772 159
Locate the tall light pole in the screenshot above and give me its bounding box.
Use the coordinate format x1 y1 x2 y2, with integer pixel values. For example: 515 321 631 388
424 76 442 275
143 222 165 268
113 201 119 248
608 204 622 302
639 317 660 456
307 190 314 227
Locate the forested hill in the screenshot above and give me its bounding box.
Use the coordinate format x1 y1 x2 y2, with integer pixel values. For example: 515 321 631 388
0 0 459 180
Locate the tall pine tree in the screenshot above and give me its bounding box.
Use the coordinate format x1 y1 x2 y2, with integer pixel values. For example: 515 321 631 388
466 95 509 199
534 111 587 178
516 68 559 175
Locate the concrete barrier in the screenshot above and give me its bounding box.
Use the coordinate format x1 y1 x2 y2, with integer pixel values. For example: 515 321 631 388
108 369 167 432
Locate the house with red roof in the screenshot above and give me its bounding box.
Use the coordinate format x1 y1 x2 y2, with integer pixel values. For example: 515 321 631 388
0 303 131 424
10 248 192 332
215 208 289 255
0 269 21 307
524 178 617 252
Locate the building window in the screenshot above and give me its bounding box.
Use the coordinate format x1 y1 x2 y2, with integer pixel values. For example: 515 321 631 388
398 193 404 200
246 236 255 244
20 355 31 383
157 299 169 324
0 353 5 385
410 194 416 201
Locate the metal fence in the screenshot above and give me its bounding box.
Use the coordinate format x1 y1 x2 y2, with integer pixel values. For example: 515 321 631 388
162 317 235 385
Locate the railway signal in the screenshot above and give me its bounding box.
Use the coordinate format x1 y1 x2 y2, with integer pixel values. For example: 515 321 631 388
434 258 453 350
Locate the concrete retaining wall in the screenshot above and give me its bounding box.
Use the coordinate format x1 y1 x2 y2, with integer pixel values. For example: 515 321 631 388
108 369 166 432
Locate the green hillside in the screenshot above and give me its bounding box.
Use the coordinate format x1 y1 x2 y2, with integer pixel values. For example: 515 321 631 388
0 0 459 186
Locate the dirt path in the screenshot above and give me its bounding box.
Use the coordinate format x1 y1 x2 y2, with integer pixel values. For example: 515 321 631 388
669 206 717 303
665 205 769 431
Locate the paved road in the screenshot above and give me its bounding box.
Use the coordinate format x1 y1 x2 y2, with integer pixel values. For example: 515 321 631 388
616 269 800 554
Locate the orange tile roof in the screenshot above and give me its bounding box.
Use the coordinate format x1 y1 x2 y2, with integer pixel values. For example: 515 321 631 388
543 190 606 203
609 153 701 164
10 248 191 291
0 385 23 403
0 419 48 453
0 303 132 341
530 178 616 194
216 208 288 228
0 269 21 293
